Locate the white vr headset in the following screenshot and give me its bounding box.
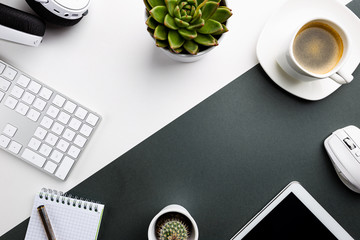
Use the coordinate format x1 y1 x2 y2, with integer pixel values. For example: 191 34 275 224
0 0 90 47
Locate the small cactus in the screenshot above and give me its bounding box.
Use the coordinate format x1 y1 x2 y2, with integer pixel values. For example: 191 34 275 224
144 0 232 55
157 219 190 240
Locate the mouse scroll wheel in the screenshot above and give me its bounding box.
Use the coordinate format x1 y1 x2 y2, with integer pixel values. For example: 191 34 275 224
343 137 357 150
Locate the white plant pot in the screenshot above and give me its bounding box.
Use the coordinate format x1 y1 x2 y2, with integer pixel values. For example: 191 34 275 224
148 204 199 240
158 38 223 63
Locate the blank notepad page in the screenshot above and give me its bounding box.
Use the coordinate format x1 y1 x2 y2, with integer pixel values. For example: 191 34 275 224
25 191 104 240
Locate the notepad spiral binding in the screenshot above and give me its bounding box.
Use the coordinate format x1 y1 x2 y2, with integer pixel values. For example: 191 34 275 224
39 188 100 212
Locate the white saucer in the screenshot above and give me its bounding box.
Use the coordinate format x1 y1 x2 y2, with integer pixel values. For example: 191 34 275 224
256 0 360 101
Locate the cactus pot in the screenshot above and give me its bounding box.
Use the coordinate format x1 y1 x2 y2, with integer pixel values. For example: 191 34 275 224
148 204 199 240
145 0 230 62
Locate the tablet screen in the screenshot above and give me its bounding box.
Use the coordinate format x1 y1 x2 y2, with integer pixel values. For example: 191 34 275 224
242 193 337 239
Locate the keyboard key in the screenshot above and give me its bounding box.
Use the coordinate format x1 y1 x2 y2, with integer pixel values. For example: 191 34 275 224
10 85 24 98
22 91 35 105
0 91 4 102
53 95 66 108
80 124 93 137
50 150 63 163
28 138 41 151
0 77 11 91
68 145 81 159
40 116 53 129
55 156 74 180
45 133 58 146
28 81 41 94
69 118 81 131
17 75 30 88
3 124 17 137
75 107 88 120
39 87 53 100
58 111 70 125
44 161 57 174
8 141 22 154
52 122 64 135
34 127 47 140
86 113 99 126
3 67 17 80
47 105 60 118
15 102 29 116
0 135 11 148
0 62 5 73
4 96 18 109
27 109 41 122
74 135 87 148
64 101 77 113
39 143 52 157
33 98 46 111
63 128 75 141
56 139 69 152
22 148 46 167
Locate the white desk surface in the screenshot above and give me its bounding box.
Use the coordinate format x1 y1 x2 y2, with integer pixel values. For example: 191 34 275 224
0 0 351 236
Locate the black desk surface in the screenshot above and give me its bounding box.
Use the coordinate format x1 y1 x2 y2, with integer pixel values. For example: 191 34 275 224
3 1 360 239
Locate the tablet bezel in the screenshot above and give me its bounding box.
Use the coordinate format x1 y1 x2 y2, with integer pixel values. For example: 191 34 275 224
231 181 354 240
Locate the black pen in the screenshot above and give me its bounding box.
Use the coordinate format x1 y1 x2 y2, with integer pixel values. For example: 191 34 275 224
37 205 56 240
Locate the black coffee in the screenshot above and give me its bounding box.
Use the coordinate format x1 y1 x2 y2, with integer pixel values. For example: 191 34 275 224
293 21 343 75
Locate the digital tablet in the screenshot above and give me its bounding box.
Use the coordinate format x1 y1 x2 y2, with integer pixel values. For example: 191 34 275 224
231 181 354 240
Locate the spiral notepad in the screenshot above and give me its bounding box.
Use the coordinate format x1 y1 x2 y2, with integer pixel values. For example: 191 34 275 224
25 188 105 240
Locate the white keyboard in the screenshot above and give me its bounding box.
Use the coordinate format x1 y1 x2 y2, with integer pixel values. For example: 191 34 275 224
0 60 101 180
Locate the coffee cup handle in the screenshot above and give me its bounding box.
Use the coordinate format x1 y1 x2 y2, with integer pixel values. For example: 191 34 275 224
330 69 354 85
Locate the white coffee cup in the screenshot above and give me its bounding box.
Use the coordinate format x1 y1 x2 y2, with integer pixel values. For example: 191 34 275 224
277 18 354 84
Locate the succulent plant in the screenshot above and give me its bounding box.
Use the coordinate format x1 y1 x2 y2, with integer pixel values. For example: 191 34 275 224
144 0 232 55
157 219 190 240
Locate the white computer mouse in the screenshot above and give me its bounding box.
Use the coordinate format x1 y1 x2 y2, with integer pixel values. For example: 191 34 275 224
324 125 360 193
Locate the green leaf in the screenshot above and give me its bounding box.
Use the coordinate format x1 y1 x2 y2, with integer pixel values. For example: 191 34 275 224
194 33 218 46
146 16 159 30
175 18 190 27
198 19 222 34
181 15 192 22
171 47 183 54
164 14 179 30
165 0 177 17
187 0 197 6
144 0 152 11
150 6 168 23
168 30 185 49
190 5 196 16
179 1 188 10
178 28 197 40
201 1 219 21
147 27 155 36
187 18 204 30
184 4 191 10
192 0 207 22
154 25 168 40
207 0 220 3
191 9 202 23
212 23 228 35
174 5 181 19
210 6 232 23
183 40 199 54
147 0 165 8
156 39 168 48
